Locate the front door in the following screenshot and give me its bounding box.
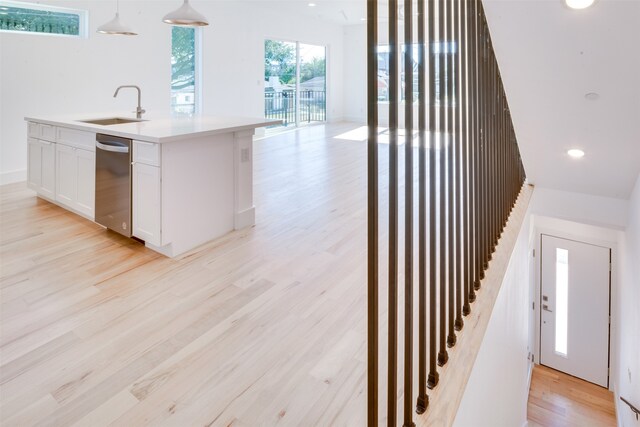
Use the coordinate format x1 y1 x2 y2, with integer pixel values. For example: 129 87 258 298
540 234 610 387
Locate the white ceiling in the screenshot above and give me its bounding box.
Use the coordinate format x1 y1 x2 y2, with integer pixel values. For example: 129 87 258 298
246 0 368 25
483 0 640 199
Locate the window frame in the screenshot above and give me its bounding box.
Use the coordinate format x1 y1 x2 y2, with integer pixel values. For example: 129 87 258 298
0 0 88 39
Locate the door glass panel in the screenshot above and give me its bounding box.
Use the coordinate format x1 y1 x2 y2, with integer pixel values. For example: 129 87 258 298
264 40 296 128
555 248 569 357
299 44 326 124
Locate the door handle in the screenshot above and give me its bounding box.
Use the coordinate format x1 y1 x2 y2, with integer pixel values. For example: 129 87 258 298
97 141 129 153
542 304 553 313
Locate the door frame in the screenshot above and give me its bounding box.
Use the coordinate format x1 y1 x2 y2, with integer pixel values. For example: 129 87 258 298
532 218 619 391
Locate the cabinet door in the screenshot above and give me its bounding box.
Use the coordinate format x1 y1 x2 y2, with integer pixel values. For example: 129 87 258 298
75 148 95 219
132 162 161 246
40 140 56 199
56 144 76 208
27 138 42 191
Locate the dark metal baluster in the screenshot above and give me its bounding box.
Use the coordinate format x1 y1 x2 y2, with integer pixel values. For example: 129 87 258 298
416 0 429 413
403 0 415 422
446 0 456 350
427 0 440 391
462 0 472 316
479 13 488 283
387 0 399 422
471 0 480 298
366 0 378 424
453 0 464 333
437 0 449 368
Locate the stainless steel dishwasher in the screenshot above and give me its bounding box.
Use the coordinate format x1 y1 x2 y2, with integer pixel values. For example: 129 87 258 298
95 133 132 237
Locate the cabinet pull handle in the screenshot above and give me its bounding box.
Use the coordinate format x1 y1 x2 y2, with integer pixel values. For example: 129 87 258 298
97 142 129 153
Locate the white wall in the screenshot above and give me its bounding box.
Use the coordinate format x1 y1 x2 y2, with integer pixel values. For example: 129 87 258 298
530 186 629 230
0 0 345 184
343 24 365 123
453 199 534 427
615 173 640 427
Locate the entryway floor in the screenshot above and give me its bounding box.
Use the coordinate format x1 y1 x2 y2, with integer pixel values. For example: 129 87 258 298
527 364 617 426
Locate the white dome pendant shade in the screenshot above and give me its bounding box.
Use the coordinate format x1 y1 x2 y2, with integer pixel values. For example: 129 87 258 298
163 0 209 27
97 0 137 35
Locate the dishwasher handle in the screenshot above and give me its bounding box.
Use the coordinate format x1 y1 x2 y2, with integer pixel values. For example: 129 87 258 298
96 141 129 153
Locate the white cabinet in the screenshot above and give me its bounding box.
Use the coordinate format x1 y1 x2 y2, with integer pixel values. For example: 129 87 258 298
56 143 76 207
27 138 42 191
133 162 161 246
76 148 96 218
27 138 55 200
55 143 95 219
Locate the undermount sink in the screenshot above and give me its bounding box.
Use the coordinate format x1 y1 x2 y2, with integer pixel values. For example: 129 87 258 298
80 117 146 126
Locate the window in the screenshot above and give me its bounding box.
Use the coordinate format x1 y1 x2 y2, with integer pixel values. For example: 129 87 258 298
171 27 198 117
0 1 87 38
264 39 326 128
555 248 569 357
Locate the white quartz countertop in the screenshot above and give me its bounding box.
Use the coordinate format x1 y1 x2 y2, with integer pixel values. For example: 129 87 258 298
25 114 281 143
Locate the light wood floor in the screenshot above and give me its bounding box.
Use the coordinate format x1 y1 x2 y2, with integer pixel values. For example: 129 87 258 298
0 121 536 427
527 364 617 427
1 123 372 426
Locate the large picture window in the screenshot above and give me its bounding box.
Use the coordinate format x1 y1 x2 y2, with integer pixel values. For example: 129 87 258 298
171 27 198 117
0 1 87 38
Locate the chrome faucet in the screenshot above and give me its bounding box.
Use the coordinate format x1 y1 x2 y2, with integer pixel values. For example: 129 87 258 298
113 85 146 119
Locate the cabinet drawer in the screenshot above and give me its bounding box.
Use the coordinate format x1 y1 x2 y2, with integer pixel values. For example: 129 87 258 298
57 127 95 151
27 122 39 138
40 124 56 142
27 122 56 142
133 141 160 166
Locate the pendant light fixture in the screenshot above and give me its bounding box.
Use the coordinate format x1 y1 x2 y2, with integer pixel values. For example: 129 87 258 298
163 0 209 27
97 0 137 35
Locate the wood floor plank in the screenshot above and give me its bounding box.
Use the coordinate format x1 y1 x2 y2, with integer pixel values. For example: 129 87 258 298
527 365 617 427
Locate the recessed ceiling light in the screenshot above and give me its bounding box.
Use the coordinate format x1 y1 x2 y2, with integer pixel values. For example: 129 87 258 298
565 0 595 9
585 92 600 101
361 17 366 21
308 3 316 7
567 149 585 159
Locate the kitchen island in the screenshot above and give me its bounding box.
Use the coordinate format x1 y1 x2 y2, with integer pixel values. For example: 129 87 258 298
25 114 279 257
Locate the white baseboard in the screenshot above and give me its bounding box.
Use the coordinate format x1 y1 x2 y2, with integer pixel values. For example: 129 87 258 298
1 169 26 185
